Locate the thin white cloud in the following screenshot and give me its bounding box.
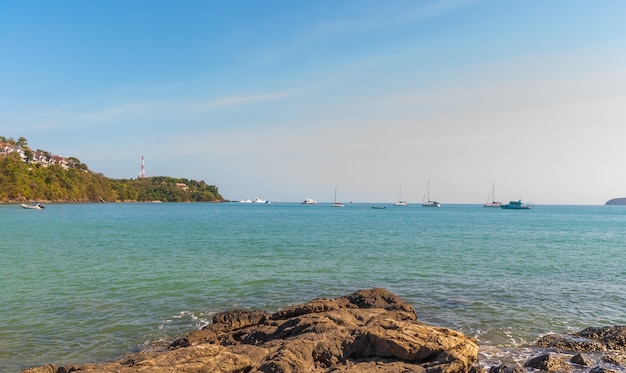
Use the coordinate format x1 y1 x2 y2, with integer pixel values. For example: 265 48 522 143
4 87 302 134
304 0 484 40
189 90 294 111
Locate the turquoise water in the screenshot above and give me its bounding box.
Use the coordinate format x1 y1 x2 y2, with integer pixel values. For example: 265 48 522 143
1 202 626 372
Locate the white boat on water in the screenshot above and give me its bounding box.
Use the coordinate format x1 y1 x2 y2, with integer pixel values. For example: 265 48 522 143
253 197 269 204
301 198 317 204
239 198 253 203
332 187 344 207
393 187 408 206
21 202 45 210
422 180 440 207
483 182 502 207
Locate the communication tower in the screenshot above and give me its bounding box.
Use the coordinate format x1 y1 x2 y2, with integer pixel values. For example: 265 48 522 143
139 155 146 178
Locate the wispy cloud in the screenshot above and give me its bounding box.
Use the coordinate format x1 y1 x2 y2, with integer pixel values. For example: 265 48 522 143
407 0 485 24
303 0 483 41
4 87 301 134
189 90 294 111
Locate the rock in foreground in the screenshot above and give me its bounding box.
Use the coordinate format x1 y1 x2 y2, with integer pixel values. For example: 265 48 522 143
536 326 626 352
24 288 480 373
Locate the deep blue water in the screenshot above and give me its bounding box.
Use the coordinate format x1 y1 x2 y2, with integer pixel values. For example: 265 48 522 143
1 202 626 372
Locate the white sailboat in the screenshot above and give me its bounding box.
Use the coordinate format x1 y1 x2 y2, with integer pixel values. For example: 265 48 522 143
332 187 344 207
393 187 408 206
483 182 502 207
422 180 440 207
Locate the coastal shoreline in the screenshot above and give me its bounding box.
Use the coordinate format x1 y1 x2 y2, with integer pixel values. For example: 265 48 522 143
20 289 626 373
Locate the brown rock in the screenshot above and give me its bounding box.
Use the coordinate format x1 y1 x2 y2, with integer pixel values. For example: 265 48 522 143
602 352 626 366
578 327 626 351
536 326 626 353
524 353 570 372
22 288 479 373
212 309 270 328
536 333 605 352
570 353 593 366
488 363 525 373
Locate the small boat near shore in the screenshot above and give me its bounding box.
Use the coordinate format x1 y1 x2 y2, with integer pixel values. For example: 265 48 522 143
301 198 317 204
501 200 531 210
21 202 45 210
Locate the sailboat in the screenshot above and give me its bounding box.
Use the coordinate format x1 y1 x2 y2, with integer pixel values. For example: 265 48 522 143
332 187 344 207
393 187 408 206
483 182 502 207
422 180 440 207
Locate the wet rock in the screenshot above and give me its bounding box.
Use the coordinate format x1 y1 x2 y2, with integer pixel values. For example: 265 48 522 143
536 326 626 352
570 353 593 366
524 353 571 372
578 327 626 351
590 367 617 373
536 333 605 352
602 353 626 366
488 362 525 373
212 309 270 328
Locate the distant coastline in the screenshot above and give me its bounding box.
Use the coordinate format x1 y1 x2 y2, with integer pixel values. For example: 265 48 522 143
605 198 626 205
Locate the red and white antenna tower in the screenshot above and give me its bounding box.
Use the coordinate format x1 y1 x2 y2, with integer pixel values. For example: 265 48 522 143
139 155 146 178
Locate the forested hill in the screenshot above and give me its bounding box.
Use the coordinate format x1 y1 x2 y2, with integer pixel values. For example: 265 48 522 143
0 139 223 203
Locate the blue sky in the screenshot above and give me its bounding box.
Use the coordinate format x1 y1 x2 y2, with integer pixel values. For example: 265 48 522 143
2 0 626 204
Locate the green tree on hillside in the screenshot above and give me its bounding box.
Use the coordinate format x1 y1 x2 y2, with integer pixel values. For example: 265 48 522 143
0 134 223 203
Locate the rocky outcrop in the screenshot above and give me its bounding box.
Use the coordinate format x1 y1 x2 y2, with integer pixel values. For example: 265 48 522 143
23 288 480 373
530 326 626 372
524 353 571 372
536 327 626 352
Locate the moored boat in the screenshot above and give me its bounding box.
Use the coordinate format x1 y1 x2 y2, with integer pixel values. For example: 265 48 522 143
483 182 502 207
422 180 440 207
21 202 45 210
501 200 531 209
332 187 344 207
301 198 317 204
393 187 408 206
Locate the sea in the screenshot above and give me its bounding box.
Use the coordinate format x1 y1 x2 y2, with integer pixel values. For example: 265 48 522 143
1 202 626 372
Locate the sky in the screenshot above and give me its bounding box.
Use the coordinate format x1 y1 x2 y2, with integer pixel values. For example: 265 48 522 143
2 0 626 204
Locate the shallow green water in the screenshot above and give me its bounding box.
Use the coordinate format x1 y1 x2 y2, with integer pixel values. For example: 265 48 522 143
1 202 625 372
